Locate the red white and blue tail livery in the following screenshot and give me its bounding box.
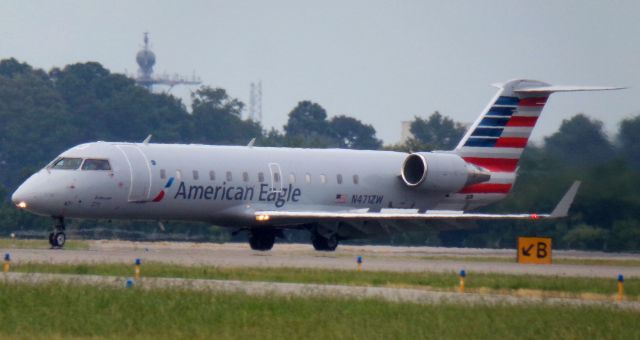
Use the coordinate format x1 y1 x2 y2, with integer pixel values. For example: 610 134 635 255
437 79 623 210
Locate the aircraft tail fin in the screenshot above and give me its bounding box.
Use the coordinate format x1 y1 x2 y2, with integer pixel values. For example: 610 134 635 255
453 79 622 196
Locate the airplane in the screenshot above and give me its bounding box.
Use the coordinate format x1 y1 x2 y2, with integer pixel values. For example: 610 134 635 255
11 79 623 251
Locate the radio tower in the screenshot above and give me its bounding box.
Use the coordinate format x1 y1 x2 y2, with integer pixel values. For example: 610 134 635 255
134 32 202 91
248 81 262 122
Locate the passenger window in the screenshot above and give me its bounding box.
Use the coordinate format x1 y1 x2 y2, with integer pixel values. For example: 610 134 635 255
193 170 199 180
243 172 249 182
226 171 233 182
160 169 166 179
273 172 281 183
209 170 216 181
52 158 83 170
337 174 343 184
320 174 327 184
305 173 311 184
289 173 296 184
81 159 111 171
258 172 265 182
353 174 359 185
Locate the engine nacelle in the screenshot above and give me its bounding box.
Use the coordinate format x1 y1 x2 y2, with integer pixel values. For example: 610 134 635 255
400 152 491 193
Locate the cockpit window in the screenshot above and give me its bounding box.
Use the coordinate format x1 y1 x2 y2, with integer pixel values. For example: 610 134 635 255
81 159 112 171
51 158 83 170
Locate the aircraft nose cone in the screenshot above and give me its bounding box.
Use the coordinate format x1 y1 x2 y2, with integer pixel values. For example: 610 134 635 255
12 184 30 209
11 189 20 204
12 174 51 212
12 172 65 215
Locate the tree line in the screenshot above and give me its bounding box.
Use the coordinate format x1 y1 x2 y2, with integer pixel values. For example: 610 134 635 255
0 58 638 251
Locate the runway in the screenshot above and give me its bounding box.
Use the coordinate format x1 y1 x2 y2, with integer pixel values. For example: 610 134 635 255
3 241 639 278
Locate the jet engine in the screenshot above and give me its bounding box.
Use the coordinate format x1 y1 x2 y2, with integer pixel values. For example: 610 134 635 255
400 152 491 193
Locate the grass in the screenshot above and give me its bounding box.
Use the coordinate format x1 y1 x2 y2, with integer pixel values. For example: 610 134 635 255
11 262 640 299
0 281 637 339
0 238 90 250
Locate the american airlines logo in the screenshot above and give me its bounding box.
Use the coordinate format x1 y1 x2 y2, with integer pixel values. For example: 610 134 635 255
173 182 302 208
151 177 175 202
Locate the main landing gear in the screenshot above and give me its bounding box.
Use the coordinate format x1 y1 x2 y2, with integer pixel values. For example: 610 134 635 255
311 232 339 251
249 229 277 251
49 217 66 249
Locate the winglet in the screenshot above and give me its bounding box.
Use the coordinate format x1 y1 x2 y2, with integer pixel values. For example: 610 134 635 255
550 181 581 218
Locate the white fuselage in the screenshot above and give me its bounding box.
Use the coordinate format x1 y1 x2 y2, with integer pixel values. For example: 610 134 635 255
11 142 498 227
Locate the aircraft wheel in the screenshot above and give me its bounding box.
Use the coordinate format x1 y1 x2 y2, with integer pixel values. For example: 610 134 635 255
249 230 275 251
325 234 338 251
52 232 66 248
50 216 66 249
311 234 338 251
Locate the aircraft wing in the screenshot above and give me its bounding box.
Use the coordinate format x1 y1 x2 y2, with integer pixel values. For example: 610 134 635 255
255 181 580 223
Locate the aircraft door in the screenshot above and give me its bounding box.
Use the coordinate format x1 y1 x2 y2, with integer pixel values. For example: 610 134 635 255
116 145 152 202
268 162 283 192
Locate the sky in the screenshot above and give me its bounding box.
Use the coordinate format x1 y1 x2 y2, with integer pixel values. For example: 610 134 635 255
1 0 639 145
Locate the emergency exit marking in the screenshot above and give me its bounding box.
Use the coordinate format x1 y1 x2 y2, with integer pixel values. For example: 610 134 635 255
517 237 552 264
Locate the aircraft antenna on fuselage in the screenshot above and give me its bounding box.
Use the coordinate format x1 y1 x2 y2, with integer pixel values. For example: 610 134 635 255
143 134 152 145
247 138 256 147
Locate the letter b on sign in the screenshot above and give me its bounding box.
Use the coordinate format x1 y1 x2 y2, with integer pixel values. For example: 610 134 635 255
517 237 552 265
537 242 548 258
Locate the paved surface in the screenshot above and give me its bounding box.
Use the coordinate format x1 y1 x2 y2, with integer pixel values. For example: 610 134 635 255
2 272 638 311
2 241 639 278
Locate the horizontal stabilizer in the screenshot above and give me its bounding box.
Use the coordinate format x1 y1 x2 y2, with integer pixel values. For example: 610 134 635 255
514 85 626 93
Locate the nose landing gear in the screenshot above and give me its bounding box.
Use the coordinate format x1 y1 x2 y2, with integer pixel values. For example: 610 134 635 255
49 217 66 249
